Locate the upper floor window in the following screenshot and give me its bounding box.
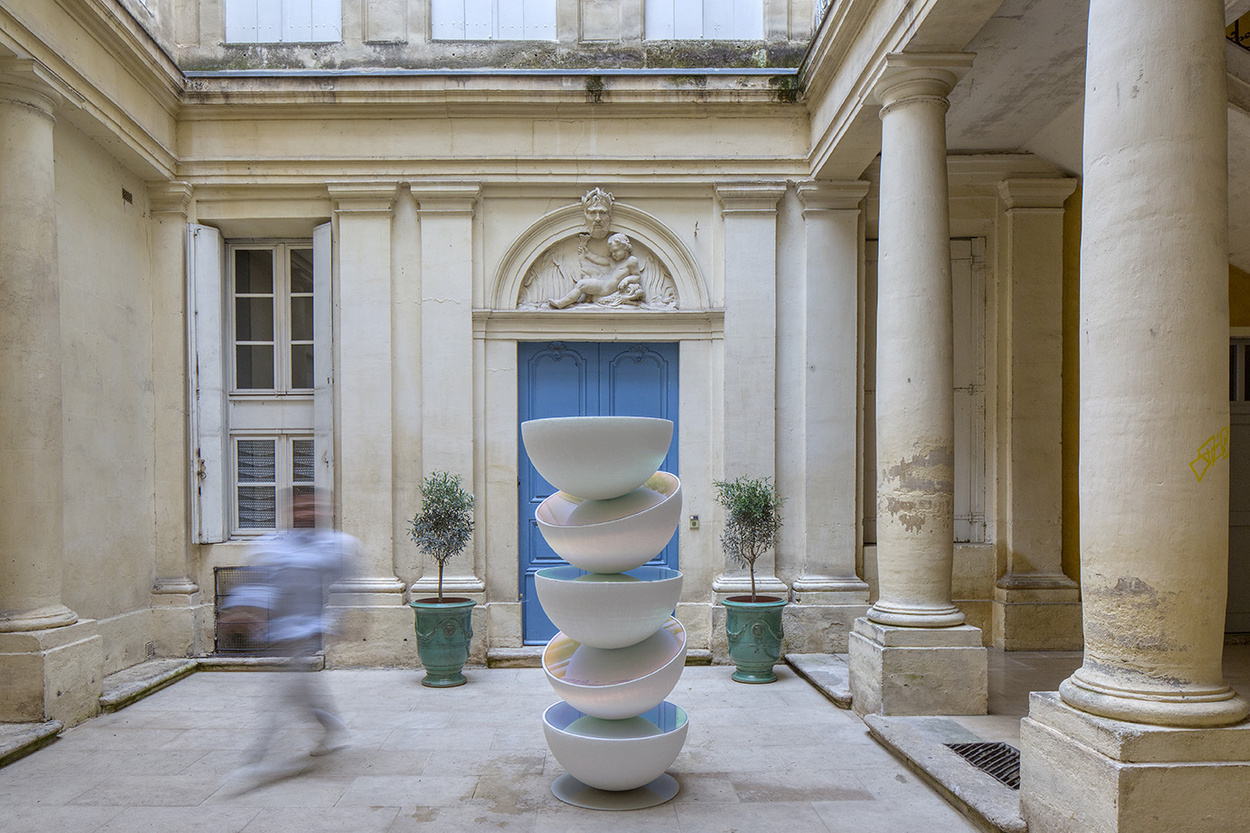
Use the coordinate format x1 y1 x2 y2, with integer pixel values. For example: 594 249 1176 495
645 0 765 40
232 245 315 392
431 0 556 40
225 0 342 44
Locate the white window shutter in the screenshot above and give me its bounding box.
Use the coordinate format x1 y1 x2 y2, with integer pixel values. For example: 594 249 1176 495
645 0 675 39
310 0 341 41
464 0 492 38
313 222 334 500
188 223 229 543
675 1 702 39
521 0 556 39
704 0 733 38
733 0 764 38
225 0 259 43
282 0 314 41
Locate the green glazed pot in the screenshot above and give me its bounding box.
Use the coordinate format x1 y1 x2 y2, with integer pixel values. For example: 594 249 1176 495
722 595 787 684
409 597 476 687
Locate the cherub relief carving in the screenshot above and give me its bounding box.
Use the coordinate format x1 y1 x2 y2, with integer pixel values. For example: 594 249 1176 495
517 188 679 310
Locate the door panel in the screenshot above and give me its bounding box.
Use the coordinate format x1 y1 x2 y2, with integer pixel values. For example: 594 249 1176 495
518 341 679 644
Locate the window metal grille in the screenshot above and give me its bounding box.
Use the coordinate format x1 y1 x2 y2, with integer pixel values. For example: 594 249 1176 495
214 566 271 654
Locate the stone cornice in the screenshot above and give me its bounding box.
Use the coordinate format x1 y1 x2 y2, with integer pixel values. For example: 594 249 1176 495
997 177 1079 211
796 180 870 211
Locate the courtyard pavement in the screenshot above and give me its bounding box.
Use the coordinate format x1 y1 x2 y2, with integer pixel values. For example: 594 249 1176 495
0 663 983 833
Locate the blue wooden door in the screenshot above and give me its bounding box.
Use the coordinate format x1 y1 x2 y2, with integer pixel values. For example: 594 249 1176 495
518 341 680 644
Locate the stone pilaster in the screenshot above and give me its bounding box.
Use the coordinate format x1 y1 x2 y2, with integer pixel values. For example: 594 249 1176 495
1022 2 1250 829
147 181 208 658
849 54 986 716
787 181 871 652
0 64 102 725
325 181 408 666
711 182 788 603
992 177 1081 651
409 182 486 618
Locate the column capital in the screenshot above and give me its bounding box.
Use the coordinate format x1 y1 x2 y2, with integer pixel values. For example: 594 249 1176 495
146 181 193 216
796 180 870 212
410 180 481 216
328 181 400 213
715 181 787 214
873 52 974 110
997 177 1078 210
0 59 69 115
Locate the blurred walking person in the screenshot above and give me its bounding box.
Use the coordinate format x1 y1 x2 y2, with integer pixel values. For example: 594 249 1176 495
228 487 359 783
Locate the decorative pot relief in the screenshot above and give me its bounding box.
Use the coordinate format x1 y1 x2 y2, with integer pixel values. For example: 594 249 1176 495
517 188 679 310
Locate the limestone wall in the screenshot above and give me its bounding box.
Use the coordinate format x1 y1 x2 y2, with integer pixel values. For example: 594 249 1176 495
55 121 161 675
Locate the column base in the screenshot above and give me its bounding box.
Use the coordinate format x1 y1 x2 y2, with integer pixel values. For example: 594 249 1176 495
325 576 413 667
785 579 870 653
1021 690 1250 833
992 575 1082 651
712 573 788 599
848 617 987 716
0 620 103 725
150 580 210 658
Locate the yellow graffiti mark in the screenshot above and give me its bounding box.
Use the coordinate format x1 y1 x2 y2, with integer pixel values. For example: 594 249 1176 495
1190 426 1230 482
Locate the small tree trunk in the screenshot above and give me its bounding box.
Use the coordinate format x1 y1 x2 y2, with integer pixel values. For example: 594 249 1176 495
438 562 445 603
749 563 757 602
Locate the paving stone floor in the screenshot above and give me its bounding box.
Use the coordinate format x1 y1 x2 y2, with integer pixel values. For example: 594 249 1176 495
0 664 982 833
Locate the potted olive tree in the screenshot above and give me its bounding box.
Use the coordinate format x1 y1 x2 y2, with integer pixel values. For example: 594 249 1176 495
408 471 477 687
715 476 787 683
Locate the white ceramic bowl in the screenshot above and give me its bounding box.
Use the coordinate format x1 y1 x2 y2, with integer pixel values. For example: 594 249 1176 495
536 472 682 574
543 617 687 719
521 416 673 500
535 566 683 650
543 700 689 792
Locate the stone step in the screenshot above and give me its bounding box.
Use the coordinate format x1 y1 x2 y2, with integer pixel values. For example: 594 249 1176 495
864 714 1026 833
0 721 62 769
786 653 853 709
99 658 198 713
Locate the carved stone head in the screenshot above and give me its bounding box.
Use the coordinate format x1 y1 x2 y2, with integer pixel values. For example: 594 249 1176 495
581 188 615 239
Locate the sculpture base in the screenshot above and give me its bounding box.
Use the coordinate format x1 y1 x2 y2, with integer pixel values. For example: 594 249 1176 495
550 773 679 810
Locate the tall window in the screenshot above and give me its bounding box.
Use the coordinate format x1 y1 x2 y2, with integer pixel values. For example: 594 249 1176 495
645 0 765 40
431 0 557 40
225 0 342 43
228 244 317 532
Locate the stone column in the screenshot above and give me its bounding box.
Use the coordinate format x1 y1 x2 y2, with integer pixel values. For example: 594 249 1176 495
712 182 788 604
849 54 986 717
788 181 871 652
147 181 207 657
992 178 1081 651
0 65 102 725
1021 3 1250 830
325 182 408 666
410 182 486 618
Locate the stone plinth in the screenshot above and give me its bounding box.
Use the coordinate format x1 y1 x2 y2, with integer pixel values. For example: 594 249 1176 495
848 617 986 716
0 621 103 726
1021 691 1250 833
992 578 1082 651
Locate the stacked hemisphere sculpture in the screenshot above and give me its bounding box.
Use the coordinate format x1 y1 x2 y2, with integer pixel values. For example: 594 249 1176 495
521 416 688 810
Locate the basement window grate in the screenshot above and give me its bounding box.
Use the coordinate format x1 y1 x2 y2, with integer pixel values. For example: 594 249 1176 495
945 741 1021 790
214 566 271 654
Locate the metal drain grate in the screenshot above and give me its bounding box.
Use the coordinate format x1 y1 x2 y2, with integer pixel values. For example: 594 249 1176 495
945 741 1021 789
